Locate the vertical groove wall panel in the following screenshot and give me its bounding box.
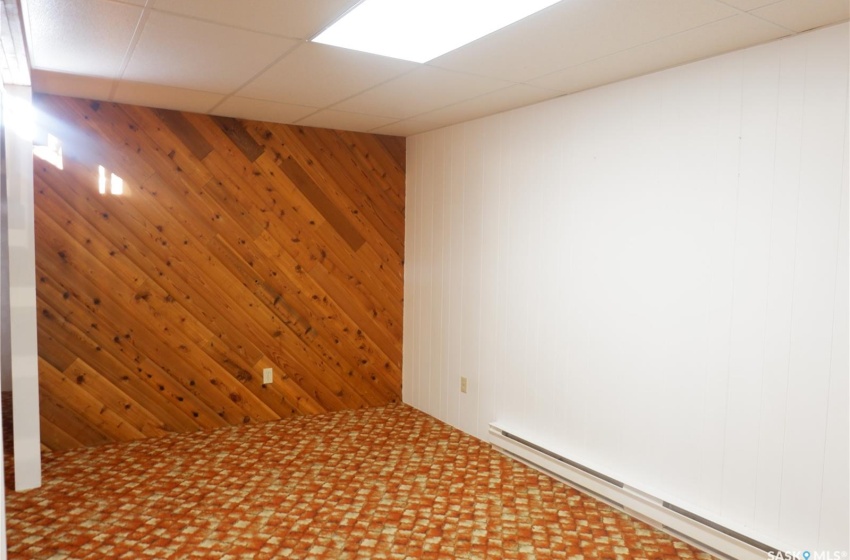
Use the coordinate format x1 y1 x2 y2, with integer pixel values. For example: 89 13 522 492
33 94 404 451
403 24 848 553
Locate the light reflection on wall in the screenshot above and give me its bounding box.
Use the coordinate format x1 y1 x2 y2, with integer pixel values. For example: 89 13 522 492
98 164 107 194
4 93 34 141
6 94 64 171
25 94 132 197
98 165 124 195
33 133 63 170
110 172 123 195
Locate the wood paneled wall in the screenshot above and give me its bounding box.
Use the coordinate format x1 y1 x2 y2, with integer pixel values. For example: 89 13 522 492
33 94 404 451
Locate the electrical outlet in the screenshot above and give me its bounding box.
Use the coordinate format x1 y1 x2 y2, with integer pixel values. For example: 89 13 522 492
263 368 273 384
460 376 468 394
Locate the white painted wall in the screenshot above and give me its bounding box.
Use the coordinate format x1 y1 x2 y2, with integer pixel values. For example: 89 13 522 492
0 84 9 560
0 86 10 393
0 85 7 560
0 391 5 560
1 85 41 491
404 23 849 553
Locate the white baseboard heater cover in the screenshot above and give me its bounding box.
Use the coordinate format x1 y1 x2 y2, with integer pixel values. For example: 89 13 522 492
489 424 778 560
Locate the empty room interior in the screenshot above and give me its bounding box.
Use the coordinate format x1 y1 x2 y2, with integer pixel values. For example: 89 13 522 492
0 0 848 558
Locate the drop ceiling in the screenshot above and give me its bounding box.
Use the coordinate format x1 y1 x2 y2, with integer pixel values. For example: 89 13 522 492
18 0 850 136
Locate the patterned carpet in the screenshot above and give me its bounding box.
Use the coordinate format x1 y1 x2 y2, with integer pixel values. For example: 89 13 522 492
4 404 716 559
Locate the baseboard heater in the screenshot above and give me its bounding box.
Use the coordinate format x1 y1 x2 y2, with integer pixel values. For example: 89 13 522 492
489 424 780 560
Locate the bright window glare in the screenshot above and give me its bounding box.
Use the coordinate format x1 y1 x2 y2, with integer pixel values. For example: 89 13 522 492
98 165 107 194
110 173 124 195
98 165 125 195
4 94 35 141
33 133 63 170
313 0 561 63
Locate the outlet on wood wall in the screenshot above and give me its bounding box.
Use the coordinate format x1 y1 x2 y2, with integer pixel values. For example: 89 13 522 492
33 94 404 451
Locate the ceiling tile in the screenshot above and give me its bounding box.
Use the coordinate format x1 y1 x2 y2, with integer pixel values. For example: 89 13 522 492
715 0 782 10
751 0 849 32
25 0 142 78
416 84 562 127
239 42 417 107
152 0 359 39
428 0 738 83
372 119 445 137
530 14 790 93
23 0 844 135
333 66 513 120
112 81 223 113
296 109 397 133
31 69 114 100
212 96 317 124
122 11 299 94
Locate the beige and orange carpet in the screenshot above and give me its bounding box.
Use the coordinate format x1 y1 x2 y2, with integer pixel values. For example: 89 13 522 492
4 404 716 559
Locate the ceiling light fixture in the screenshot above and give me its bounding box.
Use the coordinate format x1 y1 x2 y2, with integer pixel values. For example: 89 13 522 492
312 0 561 63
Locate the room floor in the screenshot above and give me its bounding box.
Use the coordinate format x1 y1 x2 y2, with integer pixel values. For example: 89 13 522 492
4 404 716 559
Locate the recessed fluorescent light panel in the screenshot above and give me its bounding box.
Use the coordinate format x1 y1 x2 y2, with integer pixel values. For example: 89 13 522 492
313 0 561 63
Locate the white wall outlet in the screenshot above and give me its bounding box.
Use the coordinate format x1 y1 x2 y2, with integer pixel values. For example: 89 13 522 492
460 376 468 394
262 368 273 384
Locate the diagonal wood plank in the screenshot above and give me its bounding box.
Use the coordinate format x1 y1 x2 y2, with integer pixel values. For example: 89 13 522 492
34 94 405 451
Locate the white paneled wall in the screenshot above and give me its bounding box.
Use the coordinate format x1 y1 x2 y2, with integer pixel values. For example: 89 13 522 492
403 23 849 552
2 85 41 491
0 87 7 560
